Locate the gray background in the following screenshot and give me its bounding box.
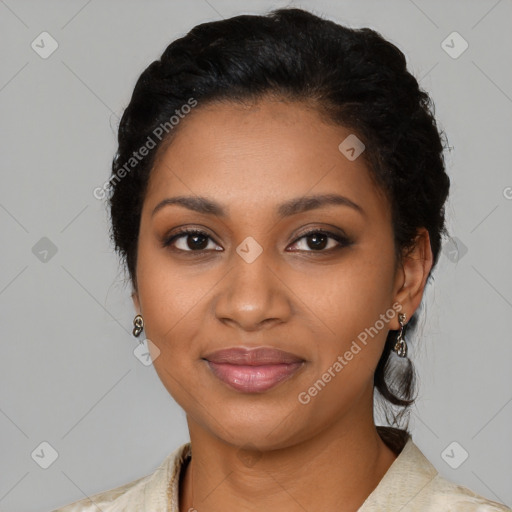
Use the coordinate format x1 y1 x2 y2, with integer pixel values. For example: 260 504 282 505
1 0 511 510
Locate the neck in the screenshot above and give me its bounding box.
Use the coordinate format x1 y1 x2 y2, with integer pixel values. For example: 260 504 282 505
179 405 400 512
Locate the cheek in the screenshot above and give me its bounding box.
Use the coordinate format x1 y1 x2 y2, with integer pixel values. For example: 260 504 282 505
303 246 396 339
299 241 397 386
136 254 209 410
135 236 204 350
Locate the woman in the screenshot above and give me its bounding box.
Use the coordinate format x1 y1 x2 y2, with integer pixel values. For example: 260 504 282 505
53 7 510 512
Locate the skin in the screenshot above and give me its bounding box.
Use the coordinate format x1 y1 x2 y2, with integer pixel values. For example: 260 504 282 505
132 97 433 512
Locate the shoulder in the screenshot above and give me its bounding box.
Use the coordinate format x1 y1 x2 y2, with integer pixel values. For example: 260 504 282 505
419 473 511 512
50 442 191 512
369 428 511 512
50 473 150 512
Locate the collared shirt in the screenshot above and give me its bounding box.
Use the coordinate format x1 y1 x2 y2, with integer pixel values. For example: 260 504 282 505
52 427 511 511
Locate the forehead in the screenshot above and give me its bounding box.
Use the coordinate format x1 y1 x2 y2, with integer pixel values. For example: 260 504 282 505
144 99 388 221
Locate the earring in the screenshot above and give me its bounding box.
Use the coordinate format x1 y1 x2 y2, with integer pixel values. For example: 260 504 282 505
393 313 408 358
132 314 144 337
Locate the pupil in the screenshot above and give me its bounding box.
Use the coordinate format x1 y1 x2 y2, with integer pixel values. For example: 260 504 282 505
308 233 327 250
188 234 208 250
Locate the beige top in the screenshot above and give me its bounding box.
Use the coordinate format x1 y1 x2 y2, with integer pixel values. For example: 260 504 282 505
52 427 510 511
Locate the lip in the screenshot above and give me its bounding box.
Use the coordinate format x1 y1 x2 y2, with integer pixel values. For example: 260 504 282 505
203 347 305 393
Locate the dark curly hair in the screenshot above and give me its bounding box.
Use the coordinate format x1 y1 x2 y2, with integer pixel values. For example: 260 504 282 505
107 7 450 432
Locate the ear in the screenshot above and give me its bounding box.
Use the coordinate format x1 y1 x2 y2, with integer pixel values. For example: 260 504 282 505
132 289 141 314
391 228 433 329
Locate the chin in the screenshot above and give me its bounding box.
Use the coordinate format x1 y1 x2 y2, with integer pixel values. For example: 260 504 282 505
205 403 308 451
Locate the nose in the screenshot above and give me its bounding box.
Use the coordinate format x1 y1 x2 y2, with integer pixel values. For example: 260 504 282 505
213 250 293 332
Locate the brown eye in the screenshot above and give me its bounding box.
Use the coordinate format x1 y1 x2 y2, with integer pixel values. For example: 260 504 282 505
162 229 222 252
288 229 351 252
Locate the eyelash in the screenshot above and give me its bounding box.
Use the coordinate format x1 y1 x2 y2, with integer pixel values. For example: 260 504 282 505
161 227 352 254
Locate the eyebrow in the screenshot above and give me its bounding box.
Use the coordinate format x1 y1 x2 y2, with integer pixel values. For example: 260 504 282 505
151 193 365 219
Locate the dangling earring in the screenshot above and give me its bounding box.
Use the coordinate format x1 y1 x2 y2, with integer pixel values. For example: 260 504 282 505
132 314 144 337
393 313 408 357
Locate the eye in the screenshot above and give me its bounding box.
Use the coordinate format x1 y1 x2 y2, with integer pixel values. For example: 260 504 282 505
288 229 351 252
162 227 351 253
162 228 222 252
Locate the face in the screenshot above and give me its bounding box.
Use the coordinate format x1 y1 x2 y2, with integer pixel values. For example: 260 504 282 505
133 98 416 450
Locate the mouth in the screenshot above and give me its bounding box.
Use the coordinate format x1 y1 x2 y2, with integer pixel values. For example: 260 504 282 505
203 347 305 393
